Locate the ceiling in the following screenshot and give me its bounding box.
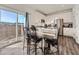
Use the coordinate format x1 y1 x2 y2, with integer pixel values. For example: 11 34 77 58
2 4 74 15
25 4 73 15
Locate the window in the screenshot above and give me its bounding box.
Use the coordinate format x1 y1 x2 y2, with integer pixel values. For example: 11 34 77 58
18 14 25 27
18 14 25 23
1 9 17 23
0 8 26 39
18 14 25 35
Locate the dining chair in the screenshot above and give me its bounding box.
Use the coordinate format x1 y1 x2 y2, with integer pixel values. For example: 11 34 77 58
28 25 43 55
44 36 58 55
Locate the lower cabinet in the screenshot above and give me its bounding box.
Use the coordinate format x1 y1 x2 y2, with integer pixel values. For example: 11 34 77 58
63 28 74 37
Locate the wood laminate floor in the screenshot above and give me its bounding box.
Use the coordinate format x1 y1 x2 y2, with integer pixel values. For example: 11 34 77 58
0 36 79 55
58 36 79 55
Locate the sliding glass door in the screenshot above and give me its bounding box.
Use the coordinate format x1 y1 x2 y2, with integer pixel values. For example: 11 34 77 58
0 9 17 48
0 8 26 54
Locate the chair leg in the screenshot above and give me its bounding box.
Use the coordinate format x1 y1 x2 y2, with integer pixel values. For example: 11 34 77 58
27 38 31 55
45 43 50 55
35 43 37 55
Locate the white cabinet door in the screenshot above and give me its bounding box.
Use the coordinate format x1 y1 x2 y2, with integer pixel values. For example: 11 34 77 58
63 28 74 37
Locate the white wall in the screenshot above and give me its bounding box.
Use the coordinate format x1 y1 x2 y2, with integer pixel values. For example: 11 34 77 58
29 11 45 27
72 5 79 44
45 11 73 24
25 7 46 27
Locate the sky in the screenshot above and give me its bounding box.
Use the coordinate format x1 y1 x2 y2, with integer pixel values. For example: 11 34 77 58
0 9 25 23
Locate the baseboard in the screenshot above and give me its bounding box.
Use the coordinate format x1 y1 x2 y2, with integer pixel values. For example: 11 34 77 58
59 35 73 38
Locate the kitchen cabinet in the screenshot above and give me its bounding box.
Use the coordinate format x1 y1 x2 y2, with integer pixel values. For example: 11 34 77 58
63 28 74 37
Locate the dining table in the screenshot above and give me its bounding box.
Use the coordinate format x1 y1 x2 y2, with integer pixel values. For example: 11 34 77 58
26 26 58 54
36 27 58 54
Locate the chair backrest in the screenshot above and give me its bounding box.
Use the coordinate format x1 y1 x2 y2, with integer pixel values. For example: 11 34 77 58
30 25 37 31
30 25 37 42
